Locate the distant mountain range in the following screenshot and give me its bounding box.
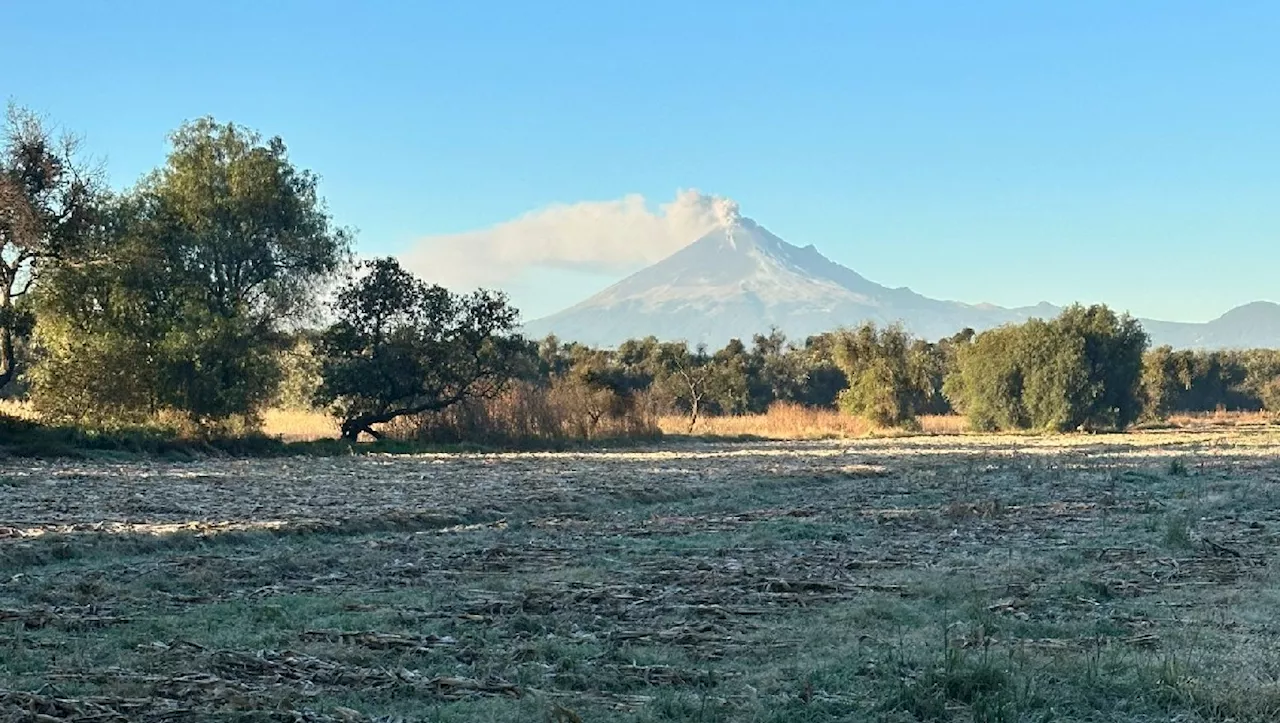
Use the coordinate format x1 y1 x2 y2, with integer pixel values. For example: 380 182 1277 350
523 211 1280 350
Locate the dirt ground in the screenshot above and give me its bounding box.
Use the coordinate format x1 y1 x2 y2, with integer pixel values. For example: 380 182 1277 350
4 430 1280 721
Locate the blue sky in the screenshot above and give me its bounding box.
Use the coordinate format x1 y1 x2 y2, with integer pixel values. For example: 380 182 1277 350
5 0 1278 322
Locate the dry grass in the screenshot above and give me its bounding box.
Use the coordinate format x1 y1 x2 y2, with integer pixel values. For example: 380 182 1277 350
662 402 967 439
8 431 1280 721
389 382 661 445
0 399 37 421
1166 408 1276 429
261 407 335 442
917 413 968 434
254 401 967 444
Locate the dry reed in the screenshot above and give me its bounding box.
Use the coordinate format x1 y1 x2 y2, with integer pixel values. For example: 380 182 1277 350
261 408 336 442
387 381 661 445
0 399 38 421
661 402 967 439
1165 409 1276 429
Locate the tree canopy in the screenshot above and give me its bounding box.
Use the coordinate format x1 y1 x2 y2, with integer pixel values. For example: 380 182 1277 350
314 257 526 441
945 305 1148 432
30 118 350 427
0 104 103 392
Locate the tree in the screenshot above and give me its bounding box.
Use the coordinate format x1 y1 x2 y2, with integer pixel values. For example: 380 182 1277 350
31 118 349 425
655 343 714 432
945 325 1027 431
649 342 746 432
1141 345 1191 420
30 195 181 422
0 104 102 391
1238 349 1280 412
944 305 1148 432
315 257 526 441
796 333 847 408
831 323 938 427
711 339 752 414
743 329 811 412
147 117 349 324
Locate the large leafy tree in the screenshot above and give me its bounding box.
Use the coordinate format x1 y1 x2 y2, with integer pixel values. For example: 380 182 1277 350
315 257 526 441
32 118 350 425
148 118 349 323
0 104 102 391
944 305 1148 432
1046 304 1148 430
831 323 940 427
944 325 1028 431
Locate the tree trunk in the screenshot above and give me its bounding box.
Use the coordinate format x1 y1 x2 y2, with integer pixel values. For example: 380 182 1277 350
0 289 14 391
338 394 468 442
340 417 385 442
687 395 700 434
0 326 13 392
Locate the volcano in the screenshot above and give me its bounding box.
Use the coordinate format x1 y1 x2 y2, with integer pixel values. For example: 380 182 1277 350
522 207 1280 349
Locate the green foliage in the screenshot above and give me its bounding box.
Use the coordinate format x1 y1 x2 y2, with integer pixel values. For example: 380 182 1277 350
795 333 849 408
944 326 1027 431
30 118 349 427
314 257 525 440
887 646 1034 722
1139 346 1280 417
1239 349 1280 411
271 333 324 410
946 305 1149 432
0 104 103 391
149 118 350 322
830 323 942 427
649 341 747 431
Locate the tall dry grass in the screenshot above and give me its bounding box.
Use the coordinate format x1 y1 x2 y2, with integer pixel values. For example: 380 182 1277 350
0 399 38 421
261 408 337 442
660 402 968 439
387 381 661 445
1164 409 1276 429
35 394 1271 446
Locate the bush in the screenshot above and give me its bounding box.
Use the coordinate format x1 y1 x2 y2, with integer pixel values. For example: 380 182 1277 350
945 305 1148 432
831 323 943 427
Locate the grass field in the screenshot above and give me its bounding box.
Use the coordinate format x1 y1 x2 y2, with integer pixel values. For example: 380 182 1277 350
4 430 1280 721
255 405 948 443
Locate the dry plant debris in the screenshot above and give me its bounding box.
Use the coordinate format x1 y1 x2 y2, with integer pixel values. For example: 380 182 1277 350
4 430 1280 720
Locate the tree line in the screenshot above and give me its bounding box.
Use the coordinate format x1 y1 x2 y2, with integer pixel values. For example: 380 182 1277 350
526 312 1280 435
4 105 1279 443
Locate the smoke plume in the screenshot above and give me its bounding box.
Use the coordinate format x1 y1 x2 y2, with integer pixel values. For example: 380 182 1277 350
399 190 738 288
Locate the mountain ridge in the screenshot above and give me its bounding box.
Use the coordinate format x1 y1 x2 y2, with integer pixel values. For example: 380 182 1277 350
523 214 1279 350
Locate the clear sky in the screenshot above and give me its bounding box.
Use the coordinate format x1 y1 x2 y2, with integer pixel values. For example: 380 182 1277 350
5 0 1278 322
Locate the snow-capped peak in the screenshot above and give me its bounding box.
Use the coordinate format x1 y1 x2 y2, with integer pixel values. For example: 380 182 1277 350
521 202 1280 350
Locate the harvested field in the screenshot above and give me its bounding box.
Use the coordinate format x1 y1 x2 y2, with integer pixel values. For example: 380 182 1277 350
4 430 1280 721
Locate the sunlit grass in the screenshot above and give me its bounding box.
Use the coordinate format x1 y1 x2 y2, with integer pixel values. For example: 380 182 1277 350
1166 409 1276 428
261 407 335 441
660 402 967 439
0 398 38 421
10 395 1276 447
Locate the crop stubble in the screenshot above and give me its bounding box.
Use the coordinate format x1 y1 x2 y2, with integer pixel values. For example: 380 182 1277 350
3 431 1280 721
